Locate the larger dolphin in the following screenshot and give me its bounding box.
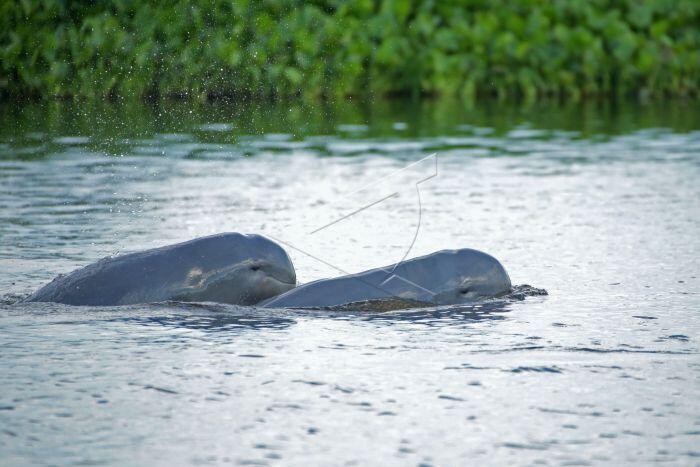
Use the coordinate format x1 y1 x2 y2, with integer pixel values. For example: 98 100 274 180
261 248 511 309
26 233 296 306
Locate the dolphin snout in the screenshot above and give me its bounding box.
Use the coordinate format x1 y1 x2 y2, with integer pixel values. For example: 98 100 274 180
269 265 297 286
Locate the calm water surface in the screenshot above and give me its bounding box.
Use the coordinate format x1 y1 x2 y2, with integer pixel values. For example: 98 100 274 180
1 100 699 465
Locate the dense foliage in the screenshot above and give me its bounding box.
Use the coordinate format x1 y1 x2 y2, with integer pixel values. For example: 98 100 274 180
2 0 700 100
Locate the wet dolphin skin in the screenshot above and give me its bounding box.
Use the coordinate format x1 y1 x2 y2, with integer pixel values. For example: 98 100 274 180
262 249 511 309
26 233 296 306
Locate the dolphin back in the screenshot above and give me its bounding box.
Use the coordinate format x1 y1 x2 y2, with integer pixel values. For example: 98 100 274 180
262 248 510 309
26 233 290 306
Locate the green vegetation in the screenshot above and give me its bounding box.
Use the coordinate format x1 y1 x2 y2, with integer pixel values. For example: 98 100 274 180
2 0 700 100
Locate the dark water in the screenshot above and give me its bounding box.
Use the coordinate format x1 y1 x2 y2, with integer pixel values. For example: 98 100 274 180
1 99 699 465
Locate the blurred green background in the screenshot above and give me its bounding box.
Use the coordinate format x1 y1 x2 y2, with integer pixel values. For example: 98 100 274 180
2 0 699 101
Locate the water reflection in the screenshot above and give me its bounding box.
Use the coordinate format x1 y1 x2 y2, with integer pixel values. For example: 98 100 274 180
110 303 298 333
3 99 700 149
100 302 510 332
5 299 511 332
1 99 699 466
115 312 296 333
355 300 511 326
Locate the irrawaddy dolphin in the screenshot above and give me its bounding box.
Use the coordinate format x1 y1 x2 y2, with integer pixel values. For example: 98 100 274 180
261 248 511 310
26 233 296 306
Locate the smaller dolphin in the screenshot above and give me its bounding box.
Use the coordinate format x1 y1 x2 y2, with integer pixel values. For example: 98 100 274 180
261 248 511 310
26 233 296 306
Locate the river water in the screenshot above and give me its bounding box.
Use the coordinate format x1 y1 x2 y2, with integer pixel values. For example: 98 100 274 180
1 99 699 465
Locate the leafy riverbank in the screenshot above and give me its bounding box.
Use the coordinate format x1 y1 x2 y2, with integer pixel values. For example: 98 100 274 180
2 0 700 100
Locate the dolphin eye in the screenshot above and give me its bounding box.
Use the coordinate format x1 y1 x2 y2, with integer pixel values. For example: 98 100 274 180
460 288 470 295
251 265 260 271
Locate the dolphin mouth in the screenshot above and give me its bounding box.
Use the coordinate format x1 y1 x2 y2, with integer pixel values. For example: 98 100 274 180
264 265 296 287
258 273 296 304
269 275 296 285
264 275 296 290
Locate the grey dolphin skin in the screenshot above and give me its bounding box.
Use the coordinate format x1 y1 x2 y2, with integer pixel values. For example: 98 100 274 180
261 248 511 309
26 233 296 306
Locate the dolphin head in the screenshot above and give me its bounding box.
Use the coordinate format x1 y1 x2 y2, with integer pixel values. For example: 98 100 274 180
406 249 511 305
237 257 297 305
173 236 297 306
